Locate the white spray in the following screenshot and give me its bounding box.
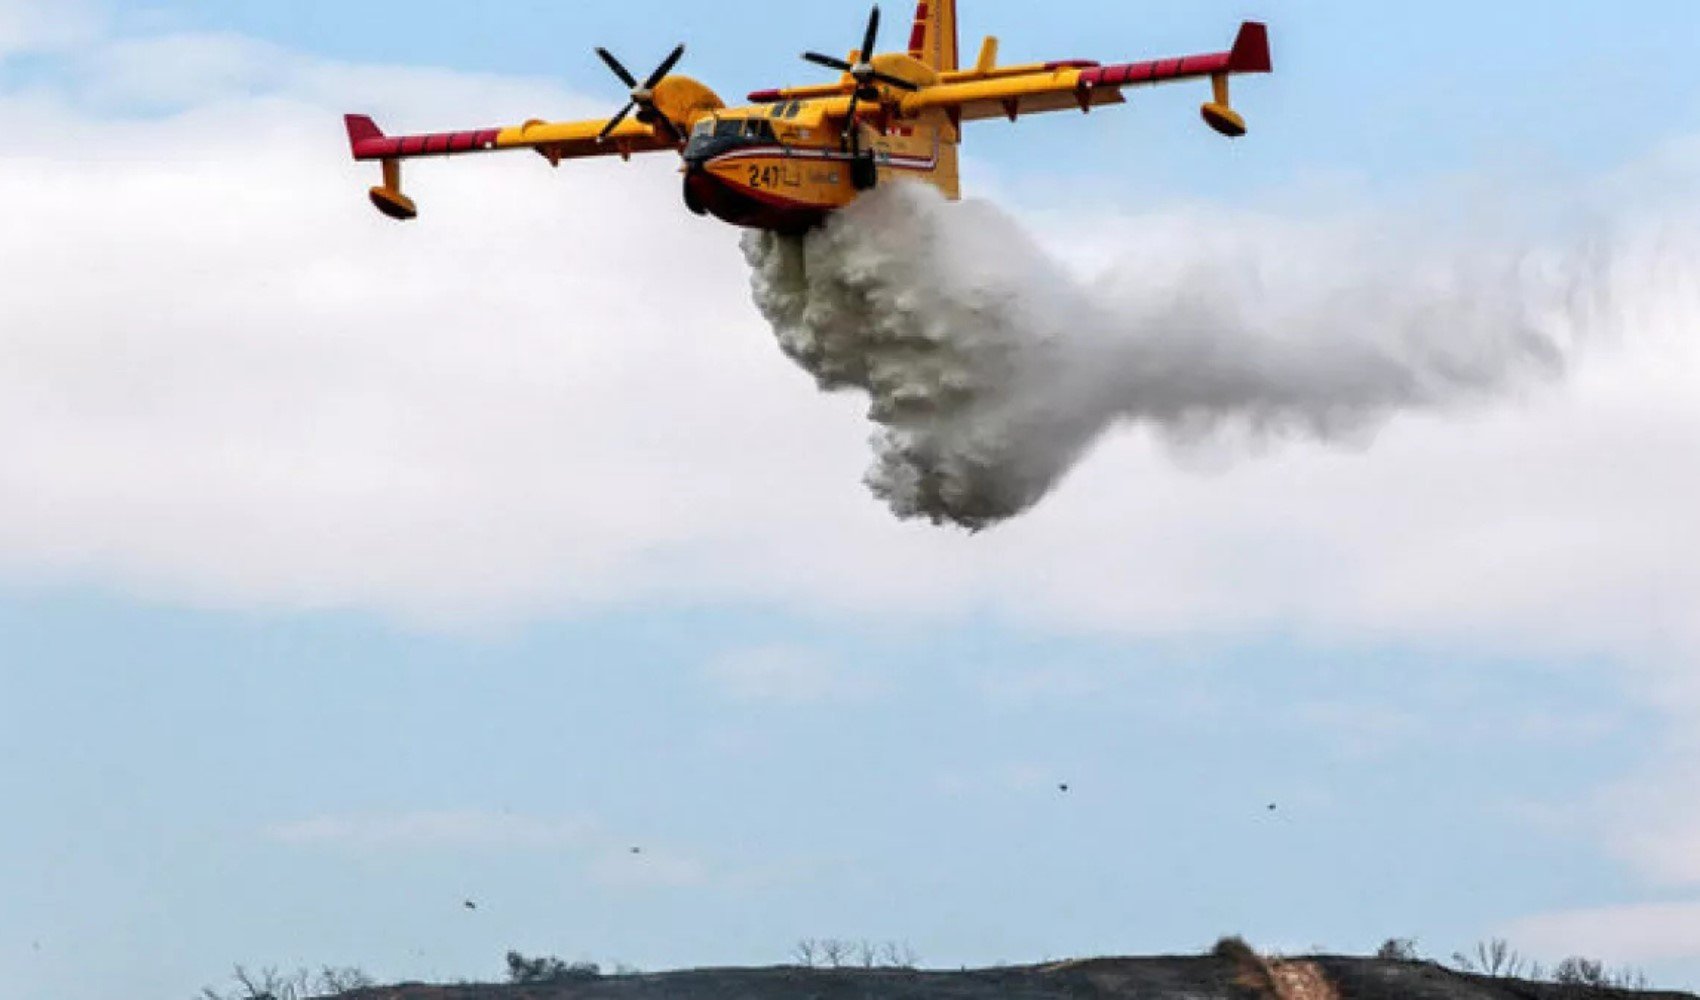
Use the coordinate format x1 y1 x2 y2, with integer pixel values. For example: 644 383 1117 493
744 182 1595 530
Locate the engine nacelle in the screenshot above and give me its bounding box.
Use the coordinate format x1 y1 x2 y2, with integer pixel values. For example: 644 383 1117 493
1201 73 1248 138
368 159 417 220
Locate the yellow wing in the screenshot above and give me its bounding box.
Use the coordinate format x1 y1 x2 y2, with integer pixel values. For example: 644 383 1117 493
901 22 1270 132
755 22 1270 138
344 114 680 220
345 114 679 166
345 76 725 219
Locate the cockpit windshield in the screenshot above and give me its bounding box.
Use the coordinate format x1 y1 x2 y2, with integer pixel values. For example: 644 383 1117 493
685 117 782 164
680 118 778 163
696 119 778 141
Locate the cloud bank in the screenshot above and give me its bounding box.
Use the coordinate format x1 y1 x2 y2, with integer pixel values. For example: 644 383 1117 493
0 27 1695 665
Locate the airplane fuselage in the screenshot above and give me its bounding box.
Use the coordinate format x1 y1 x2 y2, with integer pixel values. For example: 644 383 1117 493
679 102 955 234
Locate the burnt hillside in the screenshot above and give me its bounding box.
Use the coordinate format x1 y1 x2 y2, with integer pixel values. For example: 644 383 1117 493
337 956 1696 1000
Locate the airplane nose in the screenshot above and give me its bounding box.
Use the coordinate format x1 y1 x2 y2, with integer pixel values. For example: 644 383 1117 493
682 168 712 216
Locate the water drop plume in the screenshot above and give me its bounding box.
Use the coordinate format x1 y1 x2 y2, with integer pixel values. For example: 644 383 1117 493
744 182 1590 529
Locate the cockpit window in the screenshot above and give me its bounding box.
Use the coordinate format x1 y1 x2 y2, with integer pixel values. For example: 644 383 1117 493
690 118 777 148
784 101 803 119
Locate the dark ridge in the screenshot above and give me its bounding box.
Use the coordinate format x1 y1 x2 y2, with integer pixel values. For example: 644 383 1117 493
336 957 1696 1000
1314 959 1694 1000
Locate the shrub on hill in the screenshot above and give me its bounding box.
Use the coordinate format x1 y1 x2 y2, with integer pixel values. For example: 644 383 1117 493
505 952 601 985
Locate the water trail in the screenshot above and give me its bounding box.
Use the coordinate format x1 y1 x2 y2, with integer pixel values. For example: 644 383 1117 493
744 182 1590 529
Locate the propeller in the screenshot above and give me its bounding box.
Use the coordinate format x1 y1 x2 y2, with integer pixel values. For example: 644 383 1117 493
595 44 687 143
801 4 919 153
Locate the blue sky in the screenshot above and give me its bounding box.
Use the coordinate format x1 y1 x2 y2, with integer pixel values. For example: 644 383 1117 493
0 592 1662 984
3 2 1700 999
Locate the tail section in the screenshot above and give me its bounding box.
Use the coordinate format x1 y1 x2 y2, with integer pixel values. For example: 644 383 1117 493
344 113 385 153
908 0 962 201
344 114 418 220
908 0 959 72
1228 22 1272 74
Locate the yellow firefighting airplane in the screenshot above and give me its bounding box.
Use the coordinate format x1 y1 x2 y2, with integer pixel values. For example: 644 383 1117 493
344 2 1271 234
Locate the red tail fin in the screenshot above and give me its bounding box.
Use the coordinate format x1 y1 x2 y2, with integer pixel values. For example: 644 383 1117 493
1228 22 1272 74
344 114 385 154
908 0 960 71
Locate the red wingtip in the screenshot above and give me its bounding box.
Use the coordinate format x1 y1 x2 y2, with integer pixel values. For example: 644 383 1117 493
1229 22 1272 74
344 113 385 154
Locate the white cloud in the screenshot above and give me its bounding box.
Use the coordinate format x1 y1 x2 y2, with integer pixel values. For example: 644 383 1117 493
1504 901 1700 964
0 0 101 58
703 645 885 705
269 810 592 851
81 33 296 107
0 37 854 624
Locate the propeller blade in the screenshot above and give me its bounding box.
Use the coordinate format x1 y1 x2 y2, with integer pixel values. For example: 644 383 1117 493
861 5 882 65
598 101 636 142
596 48 639 89
872 71 919 91
842 90 861 152
643 43 686 90
804 51 854 73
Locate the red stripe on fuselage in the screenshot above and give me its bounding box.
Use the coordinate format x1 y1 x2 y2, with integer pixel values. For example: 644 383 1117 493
708 144 941 172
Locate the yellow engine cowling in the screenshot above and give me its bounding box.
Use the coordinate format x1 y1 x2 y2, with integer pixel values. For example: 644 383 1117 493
869 53 940 90
651 76 726 132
